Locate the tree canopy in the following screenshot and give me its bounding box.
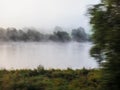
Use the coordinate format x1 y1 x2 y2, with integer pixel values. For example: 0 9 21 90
89 0 120 90
0 27 88 42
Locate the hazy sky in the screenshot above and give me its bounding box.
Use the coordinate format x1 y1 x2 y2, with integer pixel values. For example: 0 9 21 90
0 0 100 32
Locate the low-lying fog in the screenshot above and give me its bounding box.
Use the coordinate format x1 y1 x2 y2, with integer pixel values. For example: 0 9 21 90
0 42 98 69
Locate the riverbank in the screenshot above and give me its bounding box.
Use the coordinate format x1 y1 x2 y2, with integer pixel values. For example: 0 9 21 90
0 68 101 90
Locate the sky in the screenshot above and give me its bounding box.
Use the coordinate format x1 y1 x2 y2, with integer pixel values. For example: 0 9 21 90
0 0 100 32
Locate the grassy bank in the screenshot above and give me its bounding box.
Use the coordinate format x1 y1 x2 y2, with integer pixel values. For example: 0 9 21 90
0 67 101 90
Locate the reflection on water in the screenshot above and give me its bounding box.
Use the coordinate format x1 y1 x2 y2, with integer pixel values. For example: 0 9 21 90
0 42 98 69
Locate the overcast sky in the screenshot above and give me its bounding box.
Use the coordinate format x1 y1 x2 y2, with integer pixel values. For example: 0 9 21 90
0 0 100 32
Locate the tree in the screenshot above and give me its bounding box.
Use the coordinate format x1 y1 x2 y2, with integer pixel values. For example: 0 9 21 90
89 0 120 90
6 28 19 41
0 27 6 41
71 27 88 42
26 29 43 41
54 26 63 32
49 30 71 42
54 31 71 42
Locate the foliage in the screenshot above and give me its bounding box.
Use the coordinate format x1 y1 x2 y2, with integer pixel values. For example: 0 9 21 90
88 0 120 89
0 27 88 42
0 68 101 90
49 31 71 42
71 27 88 42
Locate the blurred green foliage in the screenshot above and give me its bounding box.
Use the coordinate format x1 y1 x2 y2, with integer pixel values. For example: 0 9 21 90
0 68 101 90
88 0 120 90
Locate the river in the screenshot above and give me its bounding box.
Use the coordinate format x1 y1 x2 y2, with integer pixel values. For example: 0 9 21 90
0 42 98 69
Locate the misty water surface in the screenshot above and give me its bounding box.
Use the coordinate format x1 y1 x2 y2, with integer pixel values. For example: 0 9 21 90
0 42 98 69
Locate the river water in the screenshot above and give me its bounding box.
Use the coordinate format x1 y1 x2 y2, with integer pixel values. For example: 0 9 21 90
0 42 98 69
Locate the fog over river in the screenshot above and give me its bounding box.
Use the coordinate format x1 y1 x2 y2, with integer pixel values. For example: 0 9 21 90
0 42 98 69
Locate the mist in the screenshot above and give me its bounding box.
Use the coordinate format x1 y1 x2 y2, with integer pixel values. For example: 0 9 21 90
0 0 100 33
0 0 99 69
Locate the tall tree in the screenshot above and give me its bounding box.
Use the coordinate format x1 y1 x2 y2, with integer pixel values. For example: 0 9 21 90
89 0 120 90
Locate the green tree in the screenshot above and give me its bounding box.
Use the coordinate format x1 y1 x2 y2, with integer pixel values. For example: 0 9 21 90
89 0 120 90
71 27 88 42
49 31 71 42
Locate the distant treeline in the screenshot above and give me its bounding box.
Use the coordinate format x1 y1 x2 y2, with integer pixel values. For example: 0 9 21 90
0 26 89 42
